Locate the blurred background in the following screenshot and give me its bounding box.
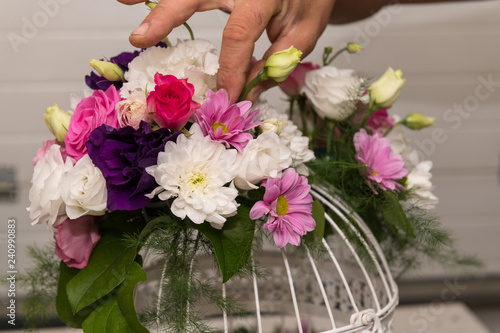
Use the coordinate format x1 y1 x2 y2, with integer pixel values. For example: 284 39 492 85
0 0 499 332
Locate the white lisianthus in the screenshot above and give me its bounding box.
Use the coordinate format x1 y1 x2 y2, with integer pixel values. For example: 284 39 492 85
28 145 75 230
234 131 292 190
122 39 219 102
146 124 239 229
386 118 419 168
369 67 406 109
301 66 365 121
406 161 439 210
61 154 107 219
256 101 314 175
260 46 302 83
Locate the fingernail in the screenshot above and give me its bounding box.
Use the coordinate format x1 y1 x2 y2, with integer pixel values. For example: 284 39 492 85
131 22 149 36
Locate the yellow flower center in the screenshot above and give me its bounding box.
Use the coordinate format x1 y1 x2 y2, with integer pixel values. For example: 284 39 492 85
372 170 377 177
190 173 206 185
212 122 228 135
276 195 289 216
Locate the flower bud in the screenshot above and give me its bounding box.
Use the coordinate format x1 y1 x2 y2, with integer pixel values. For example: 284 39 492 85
403 113 435 130
89 59 124 82
44 104 71 143
368 67 406 108
261 46 302 83
347 43 362 53
145 1 157 10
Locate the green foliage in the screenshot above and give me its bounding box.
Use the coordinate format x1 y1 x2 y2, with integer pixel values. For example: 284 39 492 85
16 244 59 330
66 232 138 314
56 262 87 328
138 214 249 332
82 262 148 333
53 210 151 332
192 202 256 283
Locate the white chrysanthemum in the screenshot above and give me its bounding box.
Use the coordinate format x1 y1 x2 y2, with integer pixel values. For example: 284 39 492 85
301 66 365 121
28 145 75 230
122 39 219 102
406 160 439 210
234 131 292 190
256 102 314 175
146 124 239 229
61 154 107 219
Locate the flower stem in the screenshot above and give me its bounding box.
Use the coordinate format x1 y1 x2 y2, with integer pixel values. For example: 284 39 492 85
297 95 308 138
238 74 264 102
183 22 195 40
324 47 348 66
326 119 335 155
156 259 168 332
383 120 402 137
360 100 376 129
289 98 296 120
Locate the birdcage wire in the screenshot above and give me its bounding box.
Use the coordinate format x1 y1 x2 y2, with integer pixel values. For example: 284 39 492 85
138 184 398 332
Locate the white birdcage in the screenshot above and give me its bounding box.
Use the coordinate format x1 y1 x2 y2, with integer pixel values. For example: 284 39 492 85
138 184 398 333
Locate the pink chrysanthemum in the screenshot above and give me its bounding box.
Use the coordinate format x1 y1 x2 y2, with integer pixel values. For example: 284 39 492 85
354 129 408 193
192 89 261 152
249 169 315 248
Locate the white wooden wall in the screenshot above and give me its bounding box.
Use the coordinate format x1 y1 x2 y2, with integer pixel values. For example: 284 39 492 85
0 0 499 279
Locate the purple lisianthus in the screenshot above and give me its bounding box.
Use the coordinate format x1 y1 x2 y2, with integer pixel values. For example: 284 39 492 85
85 50 141 91
86 121 180 211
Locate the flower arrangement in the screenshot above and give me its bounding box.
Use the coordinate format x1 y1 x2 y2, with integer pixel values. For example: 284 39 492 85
24 13 478 333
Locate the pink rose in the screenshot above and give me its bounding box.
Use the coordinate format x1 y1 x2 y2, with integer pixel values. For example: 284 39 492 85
65 86 121 160
279 62 320 97
54 215 101 269
32 140 69 166
147 73 199 130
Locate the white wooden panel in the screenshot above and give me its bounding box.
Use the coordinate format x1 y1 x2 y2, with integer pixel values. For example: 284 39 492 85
433 175 500 222
0 0 499 282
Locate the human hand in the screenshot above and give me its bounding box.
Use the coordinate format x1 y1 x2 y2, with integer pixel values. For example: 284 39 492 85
117 0 336 101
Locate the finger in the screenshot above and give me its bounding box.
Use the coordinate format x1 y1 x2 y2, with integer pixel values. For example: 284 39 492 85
129 0 221 48
264 0 334 59
217 0 281 101
117 0 145 5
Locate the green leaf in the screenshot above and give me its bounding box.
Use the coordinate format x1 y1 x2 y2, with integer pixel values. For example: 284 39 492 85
56 262 88 328
116 262 149 332
66 232 137 314
192 204 255 283
381 191 415 238
312 200 326 240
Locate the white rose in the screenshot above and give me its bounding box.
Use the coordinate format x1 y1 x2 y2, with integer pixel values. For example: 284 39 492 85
62 155 108 219
28 145 74 230
301 66 364 121
406 161 438 210
234 131 292 190
122 39 219 102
